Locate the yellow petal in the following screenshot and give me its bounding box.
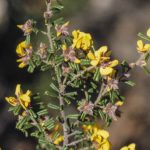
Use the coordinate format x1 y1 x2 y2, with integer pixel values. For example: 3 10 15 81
116 101 124 106
5 97 18 106
72 30 79 39
91 60 99 66
137 40 143 51
15 84 22 96
87 51 95 60
57 32 61 37
62 44 67 51
74 59 81 64
98 46 108 53
120 147 128 150
147 28 150 37
101 140 111 150
100 67 113 76
18 62 27 68
144 44 150 51
128 143 136 149
63 21 69 27
16 41 26 56
19 94 31 109
109 60 119 67
17 25 23 30
99 130 109 139
26 90 32 96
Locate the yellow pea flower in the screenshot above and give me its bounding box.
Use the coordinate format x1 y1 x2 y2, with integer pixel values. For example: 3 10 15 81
72 30 93 51
100 60 119 76
83 124 111 150
137 40 150 53
87 46 111 66
120 143 136 150
5 84 32 110
16 41 32 68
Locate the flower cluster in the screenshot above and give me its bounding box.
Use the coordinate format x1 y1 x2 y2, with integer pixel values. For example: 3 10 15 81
83 124 110 150
5 84 31 110
16 41 33 68
87 46 118 76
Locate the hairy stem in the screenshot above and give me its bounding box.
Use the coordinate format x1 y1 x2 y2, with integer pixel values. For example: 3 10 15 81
45 0 69 146
94 83 106 105
67 137 88 146
55 67 69 145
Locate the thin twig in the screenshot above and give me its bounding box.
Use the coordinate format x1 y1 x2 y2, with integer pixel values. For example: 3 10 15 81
68 131 82 138
94 83 106 105
55 67 69 145
45 0 69 146
67 137 88 146
46 1 54 50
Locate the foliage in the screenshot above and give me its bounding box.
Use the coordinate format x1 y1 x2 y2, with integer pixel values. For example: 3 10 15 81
3 0 150 150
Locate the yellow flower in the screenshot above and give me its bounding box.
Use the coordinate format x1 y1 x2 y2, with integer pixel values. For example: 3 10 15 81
54 136 64 145
120 143 136 150
83 125 111 150
87 46 111 66
137 40 150 53
115 101 124 106
16 41 32 68
72 30 93 51
5 84 31 110
100 60 119 76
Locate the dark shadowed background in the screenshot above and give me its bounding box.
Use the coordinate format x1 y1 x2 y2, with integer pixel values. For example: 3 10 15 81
0 0 150 150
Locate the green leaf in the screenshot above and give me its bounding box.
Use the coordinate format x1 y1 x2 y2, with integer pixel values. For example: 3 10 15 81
44 90 58 98
124 80 135 87
25 35 30 45
80 59 91 65
67 114 80 119
64 92 77 99
138 32 150 42
27 65 35 73
37 109 48 116
44 118 55 130
55 56 64 64
41 64 50 71
52 5 64 12
144 53 150 62
91 82 97 89
143 66 150 74
64 98 71 104
48 103 60 110
28 109 37 118
49 83 59 92
8 105 21 116
93 68 100 81
16 116 29 129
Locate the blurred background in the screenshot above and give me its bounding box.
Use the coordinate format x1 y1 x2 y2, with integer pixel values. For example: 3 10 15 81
0 0 150 149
